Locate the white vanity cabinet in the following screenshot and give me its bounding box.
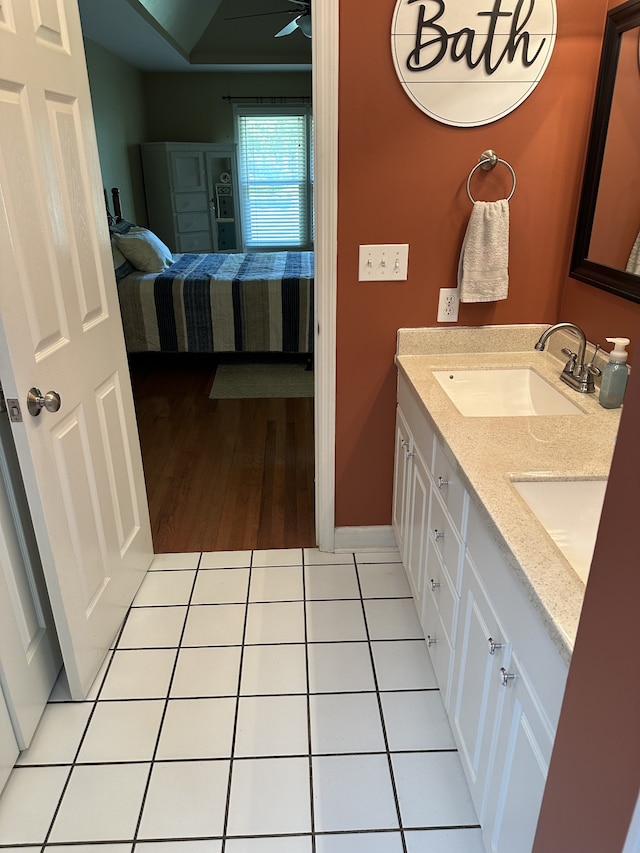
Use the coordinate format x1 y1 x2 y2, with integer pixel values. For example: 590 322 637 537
393 372 569 853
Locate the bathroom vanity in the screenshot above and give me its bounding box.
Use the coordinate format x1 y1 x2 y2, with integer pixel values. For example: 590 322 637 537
393 325 620 853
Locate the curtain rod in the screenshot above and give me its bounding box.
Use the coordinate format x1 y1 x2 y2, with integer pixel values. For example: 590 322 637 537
223 95 311 103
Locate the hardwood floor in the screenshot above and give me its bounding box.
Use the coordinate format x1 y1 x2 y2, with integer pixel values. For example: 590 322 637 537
129 354 315 553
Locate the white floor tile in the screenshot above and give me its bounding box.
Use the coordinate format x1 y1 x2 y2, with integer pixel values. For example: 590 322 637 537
77 700 164 762
306 600 367 642
48 846 131 853
155 698 236 759
364 599 424 641
136 843 222 853
48 763 149 842
226 757 311 835
240 644 307 695
312 754 399 832
191 568 250 604
392 752 479 828
86 650 114 700
226 838 311 852
170 646 241 697
354 550 401 564
304 564 360 600
118 606 187 649
371 641 438 690
303 548 354 565
133 570 196 606
244 601 306 644
234 695 309 757
99 649 176 700
310 693 385 754
16 702 92 765
315 831 404 852
307 642 375 693
357 563 412 598
181 603 246 646
0 766 68 844
252 548 303 567
200 550 252 569
149 553 200 571
249 566 304 602
137 760 229 840
381 691 456 751
404 828 485 852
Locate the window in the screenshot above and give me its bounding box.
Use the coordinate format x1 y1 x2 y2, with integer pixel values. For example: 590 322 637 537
235 105 313 250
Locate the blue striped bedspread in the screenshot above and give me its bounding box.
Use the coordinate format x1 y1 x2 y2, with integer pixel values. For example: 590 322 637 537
117 251 314 354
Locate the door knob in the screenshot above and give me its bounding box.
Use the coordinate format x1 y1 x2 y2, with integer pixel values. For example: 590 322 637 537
27 388 61 417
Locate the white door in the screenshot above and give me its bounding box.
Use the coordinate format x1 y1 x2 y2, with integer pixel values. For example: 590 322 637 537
0 0 153 700
0 405 61 747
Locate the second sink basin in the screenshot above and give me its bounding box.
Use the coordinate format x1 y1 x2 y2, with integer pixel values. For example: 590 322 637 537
513 479 608 582
432 368 584 417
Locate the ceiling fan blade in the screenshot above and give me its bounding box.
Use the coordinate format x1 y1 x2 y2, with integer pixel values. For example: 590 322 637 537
274 16 301 37
225 10 297 22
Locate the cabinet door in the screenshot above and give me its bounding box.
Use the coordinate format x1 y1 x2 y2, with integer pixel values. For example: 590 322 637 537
170 151 207 192
392 407 412 561
483 650 555 853
405 446 430 602
451 554 510 816
0 688 19 795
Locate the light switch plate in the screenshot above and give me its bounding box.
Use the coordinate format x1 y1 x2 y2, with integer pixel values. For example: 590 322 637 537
359 244 409 280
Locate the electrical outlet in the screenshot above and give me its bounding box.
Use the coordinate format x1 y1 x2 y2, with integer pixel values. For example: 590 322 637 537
437 288 460 322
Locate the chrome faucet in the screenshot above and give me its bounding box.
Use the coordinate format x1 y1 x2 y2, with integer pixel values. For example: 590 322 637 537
534 322 601 393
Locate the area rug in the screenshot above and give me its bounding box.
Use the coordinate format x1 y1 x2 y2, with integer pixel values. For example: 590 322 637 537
209 362 314 399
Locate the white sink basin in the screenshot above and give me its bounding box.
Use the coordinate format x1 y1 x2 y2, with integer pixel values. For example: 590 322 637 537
432 369 584 417
513 479 608 582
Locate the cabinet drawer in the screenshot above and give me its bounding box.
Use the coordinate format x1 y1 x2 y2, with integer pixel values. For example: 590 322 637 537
177 232 213 253
430 488 463 590
424 537 459 647
432 437 468 536
174 192 209 214
177 212 210 233
423 589 454 708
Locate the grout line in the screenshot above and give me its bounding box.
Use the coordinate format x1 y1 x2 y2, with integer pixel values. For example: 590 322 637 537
301 548 316 853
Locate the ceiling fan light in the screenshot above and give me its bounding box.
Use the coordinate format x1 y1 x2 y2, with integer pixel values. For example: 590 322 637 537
297 13 312 38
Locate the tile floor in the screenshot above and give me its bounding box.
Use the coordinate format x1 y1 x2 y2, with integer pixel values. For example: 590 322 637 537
0 548 485 853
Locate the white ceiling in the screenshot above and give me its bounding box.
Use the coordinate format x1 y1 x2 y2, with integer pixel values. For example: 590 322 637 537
78 0 312 72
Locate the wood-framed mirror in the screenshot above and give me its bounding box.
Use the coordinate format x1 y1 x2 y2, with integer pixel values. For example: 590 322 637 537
570 0 640 303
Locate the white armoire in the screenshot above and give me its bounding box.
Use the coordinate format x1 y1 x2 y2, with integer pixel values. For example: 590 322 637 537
141 142 243 253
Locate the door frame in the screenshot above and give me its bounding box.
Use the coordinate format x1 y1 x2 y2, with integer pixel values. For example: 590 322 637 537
312 0 338 552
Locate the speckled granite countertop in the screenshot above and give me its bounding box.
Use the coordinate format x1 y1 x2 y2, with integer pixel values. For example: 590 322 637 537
395 325 622 662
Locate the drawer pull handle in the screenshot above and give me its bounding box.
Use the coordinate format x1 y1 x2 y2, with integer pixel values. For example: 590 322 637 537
438 476 449 489
499 667 515 686
430 579 441 591
488 637 503 655
434 528 444 541
401 439 408 448
427 635 437 647
406 449 415 458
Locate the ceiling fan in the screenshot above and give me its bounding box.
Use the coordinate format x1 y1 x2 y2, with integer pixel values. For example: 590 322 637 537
225 1 312 39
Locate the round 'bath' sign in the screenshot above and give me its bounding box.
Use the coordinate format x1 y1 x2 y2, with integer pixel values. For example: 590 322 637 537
391 0 557 127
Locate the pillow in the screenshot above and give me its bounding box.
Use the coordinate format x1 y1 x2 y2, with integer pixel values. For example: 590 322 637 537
114 228 174 273
110 238 136 281
109 218 138 236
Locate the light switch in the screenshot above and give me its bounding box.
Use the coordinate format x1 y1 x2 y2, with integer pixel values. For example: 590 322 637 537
359 244 409 281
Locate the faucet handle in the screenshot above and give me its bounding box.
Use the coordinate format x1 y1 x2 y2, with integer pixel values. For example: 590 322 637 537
561 348 577 375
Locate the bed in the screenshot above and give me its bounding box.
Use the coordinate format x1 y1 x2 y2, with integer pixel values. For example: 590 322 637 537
106 188 314 355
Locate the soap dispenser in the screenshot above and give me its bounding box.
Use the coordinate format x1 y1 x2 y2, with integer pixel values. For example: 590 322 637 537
598 337 630 409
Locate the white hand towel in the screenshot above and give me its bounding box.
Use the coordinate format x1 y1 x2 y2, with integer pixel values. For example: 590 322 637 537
458 199 509 302
626 230 640 275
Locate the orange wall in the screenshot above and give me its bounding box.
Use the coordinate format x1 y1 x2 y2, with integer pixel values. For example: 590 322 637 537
335 0 611 527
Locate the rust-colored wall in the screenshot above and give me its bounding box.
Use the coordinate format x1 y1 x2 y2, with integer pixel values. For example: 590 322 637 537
589 28 640 270
533 372 640 853
335 0 609 526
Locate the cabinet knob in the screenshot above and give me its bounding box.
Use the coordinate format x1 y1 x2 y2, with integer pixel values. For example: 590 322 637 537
499 667 515 686
438 476 449 489
427 635 437 647
433 528 445 541
430 579 441 591
487 637 503 655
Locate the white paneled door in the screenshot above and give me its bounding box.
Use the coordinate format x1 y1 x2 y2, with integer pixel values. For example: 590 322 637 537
0 0 153 699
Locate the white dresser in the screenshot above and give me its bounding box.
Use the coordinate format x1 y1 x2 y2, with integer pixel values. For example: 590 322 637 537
141 142 242 253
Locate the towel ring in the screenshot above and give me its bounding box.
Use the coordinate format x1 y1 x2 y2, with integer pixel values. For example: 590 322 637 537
466 150 516 204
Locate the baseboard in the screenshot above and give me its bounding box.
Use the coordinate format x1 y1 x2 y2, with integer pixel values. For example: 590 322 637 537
333 525 399 552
